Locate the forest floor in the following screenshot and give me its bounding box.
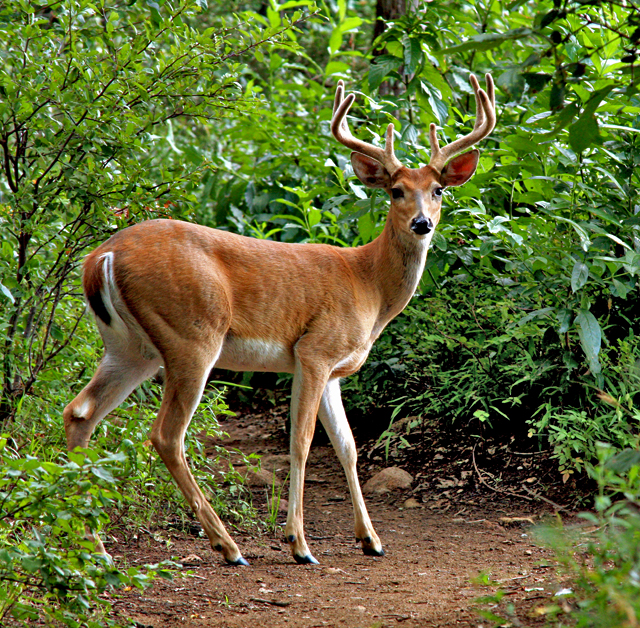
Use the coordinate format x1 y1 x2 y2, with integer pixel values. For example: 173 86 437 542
111 404 583 628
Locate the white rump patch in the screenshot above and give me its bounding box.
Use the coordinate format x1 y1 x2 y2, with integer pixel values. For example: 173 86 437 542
94 252 160 362
96 252 128 338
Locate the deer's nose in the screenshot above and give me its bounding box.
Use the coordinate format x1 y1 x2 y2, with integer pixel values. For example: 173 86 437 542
410 216 433 235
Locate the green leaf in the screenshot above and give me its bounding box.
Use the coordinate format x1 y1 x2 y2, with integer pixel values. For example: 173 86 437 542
611 278 630 298
427 91 448 126
539 9 560 28
325 60 350 77
50 324 64 342
339 17 363 33
557 308 572 334
368 55 402 91
518 307 554 327
0 281 14 303
504 134 540 154
329 28 342 55
571 260 589 292
566 86 614 152
575 309 602 375
555 101 580 129
568 115 599 153
403 35 422 76
91 466 116 483
604 449 640 473
550 83 565 110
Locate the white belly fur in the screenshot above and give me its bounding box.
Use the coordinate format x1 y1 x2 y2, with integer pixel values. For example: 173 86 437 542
217 337 295 373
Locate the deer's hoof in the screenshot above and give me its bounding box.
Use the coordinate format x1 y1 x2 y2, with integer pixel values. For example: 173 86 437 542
226 555 250 567
293 553 319 565
362 537 385 557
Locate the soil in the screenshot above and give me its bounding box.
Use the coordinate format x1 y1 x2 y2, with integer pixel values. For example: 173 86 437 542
110 405 579 628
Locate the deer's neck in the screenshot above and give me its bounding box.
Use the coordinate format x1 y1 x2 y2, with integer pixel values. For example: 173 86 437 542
352 219 431 334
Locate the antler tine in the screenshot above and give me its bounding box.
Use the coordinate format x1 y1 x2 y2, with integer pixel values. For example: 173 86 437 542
429 74 496 172
331 80 404 175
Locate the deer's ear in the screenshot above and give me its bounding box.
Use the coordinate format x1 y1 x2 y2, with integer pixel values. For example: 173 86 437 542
441 150 480 187
351 152 391 189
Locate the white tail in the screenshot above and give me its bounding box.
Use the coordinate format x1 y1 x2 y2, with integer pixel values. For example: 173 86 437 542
64 75 496 565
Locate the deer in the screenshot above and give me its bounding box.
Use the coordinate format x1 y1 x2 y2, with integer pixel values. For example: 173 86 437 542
64 74 495 566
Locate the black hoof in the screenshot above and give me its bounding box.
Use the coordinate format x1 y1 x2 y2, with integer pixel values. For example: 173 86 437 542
293 554 319 565
226 556 250 566
362 546 385 557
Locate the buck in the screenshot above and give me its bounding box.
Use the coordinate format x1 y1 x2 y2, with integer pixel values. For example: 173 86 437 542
64 74 495 566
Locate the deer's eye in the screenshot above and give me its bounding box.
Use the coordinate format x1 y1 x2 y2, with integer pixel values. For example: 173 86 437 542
434 187 444 197
391 187 404 200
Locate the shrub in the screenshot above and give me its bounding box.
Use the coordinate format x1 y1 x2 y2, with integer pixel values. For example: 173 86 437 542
0 437 172 627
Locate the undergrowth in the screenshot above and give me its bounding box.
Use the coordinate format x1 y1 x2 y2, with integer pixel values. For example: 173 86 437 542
0 378 258 626
475 445 640 627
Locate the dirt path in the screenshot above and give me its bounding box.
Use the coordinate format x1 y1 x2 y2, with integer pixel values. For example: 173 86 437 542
112 407 568 628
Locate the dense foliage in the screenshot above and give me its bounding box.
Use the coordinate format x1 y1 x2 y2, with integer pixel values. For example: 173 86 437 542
1 0 639 625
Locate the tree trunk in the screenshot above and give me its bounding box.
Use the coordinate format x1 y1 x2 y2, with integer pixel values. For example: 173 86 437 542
372 0 409 47
372 0 418 95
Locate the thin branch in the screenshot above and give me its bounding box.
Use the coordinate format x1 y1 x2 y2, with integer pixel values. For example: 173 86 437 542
472 445 571 513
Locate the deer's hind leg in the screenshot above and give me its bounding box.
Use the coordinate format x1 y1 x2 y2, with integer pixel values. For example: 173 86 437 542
64 323 162 451
63 324 162 554
318 378 383 557
149 340 248 566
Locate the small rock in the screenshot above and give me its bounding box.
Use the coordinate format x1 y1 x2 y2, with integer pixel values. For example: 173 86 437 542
499 516 535 526
278 498 288 512
355 605 366 613
180 554 203 565
362 467 413 495
403 497 421 509
305 475 327 484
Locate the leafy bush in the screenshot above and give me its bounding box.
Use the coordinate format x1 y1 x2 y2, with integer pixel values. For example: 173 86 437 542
0 380 257 626
327 0 640 474
0 437 172 627
0 0 309 424
531 336 640 476
475 446 640 626
533 445 640 627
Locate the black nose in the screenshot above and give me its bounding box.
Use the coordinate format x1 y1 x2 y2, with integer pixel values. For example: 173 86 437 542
410 216 433 235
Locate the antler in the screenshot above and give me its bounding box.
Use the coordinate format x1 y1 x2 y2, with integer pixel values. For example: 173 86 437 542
331 80 404 176
428 74 496 171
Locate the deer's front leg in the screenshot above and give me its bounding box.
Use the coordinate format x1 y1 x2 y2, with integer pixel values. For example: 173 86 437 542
318 378 384 557
285 352 330 564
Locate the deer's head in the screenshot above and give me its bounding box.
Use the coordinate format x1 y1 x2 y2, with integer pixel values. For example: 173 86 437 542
331 75 496 241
